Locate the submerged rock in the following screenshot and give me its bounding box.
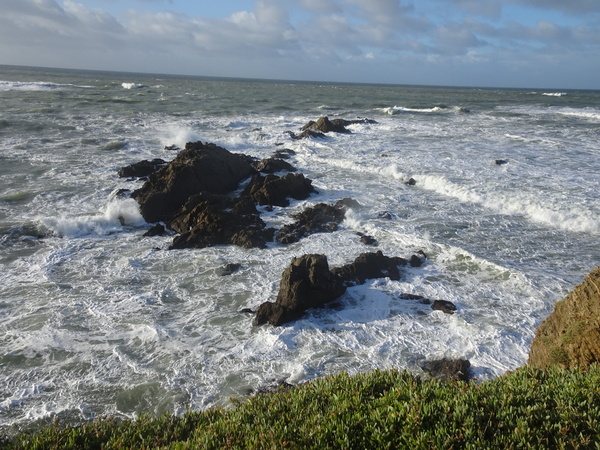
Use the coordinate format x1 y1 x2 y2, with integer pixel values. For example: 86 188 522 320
528 267 600 370
431 300 457 315
254 254 346 326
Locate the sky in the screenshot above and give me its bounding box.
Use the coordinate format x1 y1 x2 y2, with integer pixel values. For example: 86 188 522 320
1 0 599 89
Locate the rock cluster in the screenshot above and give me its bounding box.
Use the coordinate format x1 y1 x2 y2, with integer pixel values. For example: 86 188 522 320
126 141 319 249
528 267 600 370
254 251 427 326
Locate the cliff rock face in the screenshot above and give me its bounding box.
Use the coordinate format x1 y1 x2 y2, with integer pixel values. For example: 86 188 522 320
528 267 600 370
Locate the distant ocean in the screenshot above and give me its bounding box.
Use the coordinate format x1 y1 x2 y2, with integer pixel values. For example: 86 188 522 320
1 65 598 434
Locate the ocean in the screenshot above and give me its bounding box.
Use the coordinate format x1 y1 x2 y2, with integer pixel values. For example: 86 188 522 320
1 65 598 434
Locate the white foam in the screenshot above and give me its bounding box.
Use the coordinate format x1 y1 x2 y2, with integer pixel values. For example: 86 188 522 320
121 83 145 90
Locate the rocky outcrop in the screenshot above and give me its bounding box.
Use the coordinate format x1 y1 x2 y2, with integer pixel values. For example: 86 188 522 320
252 157 296 174
301 117 377 134
242 173 315 207
431 300 457 315
421 358 471 382
254 251 426 326
276 199 359 244
118 158 167 178
254 254 346 326
528 267 600 370
132 142 256 224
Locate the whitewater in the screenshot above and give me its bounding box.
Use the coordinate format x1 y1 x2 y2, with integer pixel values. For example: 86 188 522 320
0 65 598 434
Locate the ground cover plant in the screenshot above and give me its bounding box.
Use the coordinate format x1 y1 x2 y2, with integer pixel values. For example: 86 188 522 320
7 365 600 449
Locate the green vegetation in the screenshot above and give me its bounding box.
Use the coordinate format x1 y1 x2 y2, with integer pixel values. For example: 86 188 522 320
7 365 600 449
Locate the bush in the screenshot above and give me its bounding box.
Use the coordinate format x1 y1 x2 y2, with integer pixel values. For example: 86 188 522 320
9 365 600 449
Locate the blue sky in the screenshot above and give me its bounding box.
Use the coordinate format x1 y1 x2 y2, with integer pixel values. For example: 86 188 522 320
1 0 599 89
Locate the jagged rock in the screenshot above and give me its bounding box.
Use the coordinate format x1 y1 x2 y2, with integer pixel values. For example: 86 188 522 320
300 117 377 135
431 300 457 314
254 254 346 326
421 358 471 382
242 173 316 207
331 251 409 286
252 157 297 174
406 178 417 186
132 142 256 223
168 200 274 250
285 129 326 140
276 199 358 244
118 158 167 178
528 267 600 370
143 223 165 237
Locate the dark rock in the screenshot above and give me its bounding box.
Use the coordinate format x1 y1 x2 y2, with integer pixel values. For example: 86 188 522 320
242 173 316 207
115 188 131 198
276 199 355 244
398 293 427 301
421 358 471 382
377 211 395 220
252 157 297 174
118 158 167 178
495 159 509 165
143 223 166 237
431 300 457 314
359 233 378 246
300 117 377 135
217 263 241 276
410 251 427 267
331 251 409 286
273 148 296 159
239 308 254 314
253 254 346 326
301 116 351 134
406 178 417 186
165 145 180 151
168 200 274 249
285 129 326 140
132 142 256 223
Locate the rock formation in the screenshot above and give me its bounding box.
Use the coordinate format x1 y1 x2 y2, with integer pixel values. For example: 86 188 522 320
528 267 600 370
254 254 346 326
421 358 471 382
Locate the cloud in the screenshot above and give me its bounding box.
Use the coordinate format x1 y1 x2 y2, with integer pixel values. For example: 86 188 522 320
0 0 597 88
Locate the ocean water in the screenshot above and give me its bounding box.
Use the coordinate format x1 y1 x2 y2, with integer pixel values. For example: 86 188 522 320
1 65 598 434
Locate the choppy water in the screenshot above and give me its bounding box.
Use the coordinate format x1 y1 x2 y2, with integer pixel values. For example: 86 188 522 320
1 65 599 434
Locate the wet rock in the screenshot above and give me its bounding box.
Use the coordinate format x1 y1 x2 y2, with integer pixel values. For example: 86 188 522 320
254 254 346 326
165 145 180 151
169 200 274 250
410 251 427 267
252 157 297 174
285 129 326 140
273 148 296 159
431 300 457 314
276 199 356 244
495 159 509 165
528 267 600 370
421 358 471 382
242 173 316 207
143 223 165 237
331 251 409 286
405 178 417 186
358 233 378 246
132 142 256 223
118 158 167 178
300 116 377 134
217 263 241 276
